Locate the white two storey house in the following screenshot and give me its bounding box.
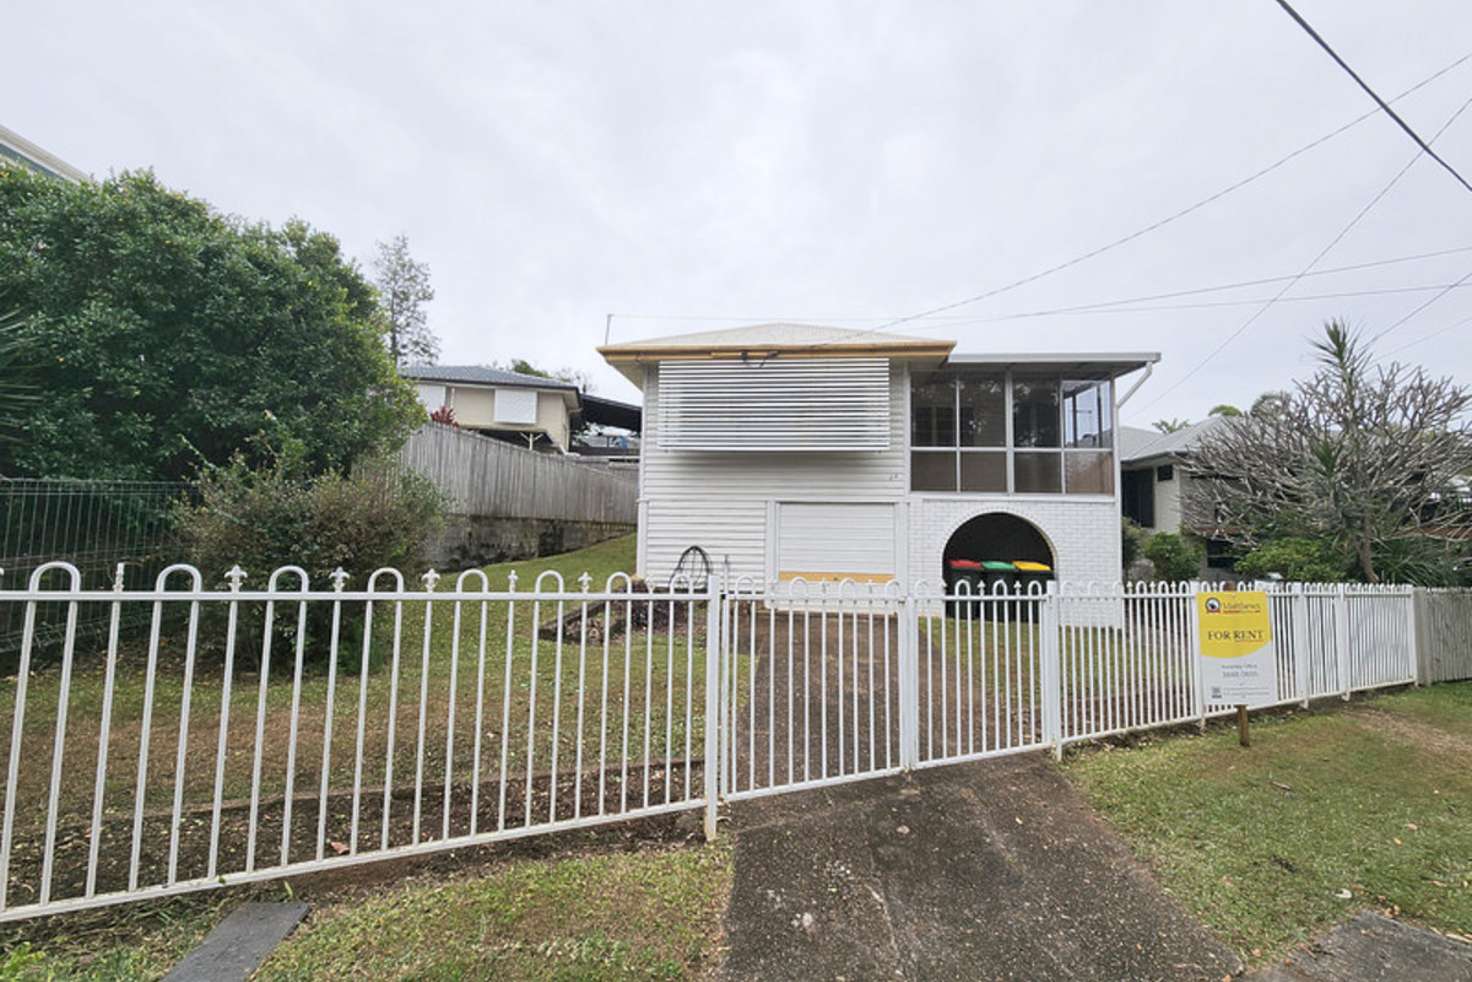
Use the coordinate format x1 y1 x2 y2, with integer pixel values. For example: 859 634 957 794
598 324 1157 588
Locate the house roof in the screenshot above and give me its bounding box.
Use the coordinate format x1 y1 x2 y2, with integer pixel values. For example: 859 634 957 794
599 322 954 358
1120 416 1230 464
0 124 87 183
399 364 581 392
580 393 642 432
945 351 1160 378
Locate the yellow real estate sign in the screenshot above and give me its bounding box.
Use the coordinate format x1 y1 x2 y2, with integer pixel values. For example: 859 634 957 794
1196 590 1280 706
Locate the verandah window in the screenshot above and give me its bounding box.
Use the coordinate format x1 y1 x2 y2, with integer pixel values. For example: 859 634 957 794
910 373 1114 494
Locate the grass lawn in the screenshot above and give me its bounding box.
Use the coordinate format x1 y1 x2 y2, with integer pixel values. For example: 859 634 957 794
0 836 733 980
256 842 732 980
1065 682 1472 964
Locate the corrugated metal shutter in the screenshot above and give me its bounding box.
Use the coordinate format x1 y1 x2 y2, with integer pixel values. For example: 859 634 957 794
777 502 897 581
494 388 538 424
657 358 890 450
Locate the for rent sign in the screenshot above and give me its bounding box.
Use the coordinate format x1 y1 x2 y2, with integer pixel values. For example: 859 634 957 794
1197 591 1280 706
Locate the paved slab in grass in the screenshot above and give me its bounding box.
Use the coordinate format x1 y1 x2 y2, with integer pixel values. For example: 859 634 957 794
1249 911 1472 981
163 901 308 981
721 754 1241 981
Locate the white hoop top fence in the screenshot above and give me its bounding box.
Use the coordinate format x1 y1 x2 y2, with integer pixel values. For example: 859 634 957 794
0 562 1463 923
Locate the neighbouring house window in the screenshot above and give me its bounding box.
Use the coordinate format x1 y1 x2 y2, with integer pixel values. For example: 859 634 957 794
1157 464 1174 481
1205 538 1237 569
910 371 1115 495
1121 469 1155 526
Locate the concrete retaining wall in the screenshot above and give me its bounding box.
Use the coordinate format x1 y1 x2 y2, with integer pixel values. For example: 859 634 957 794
428 514 634 570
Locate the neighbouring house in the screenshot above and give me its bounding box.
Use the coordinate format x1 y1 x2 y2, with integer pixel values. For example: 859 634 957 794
1119 417 1237 571
597 323 1158 587
401 364 583 452
0 124 87 182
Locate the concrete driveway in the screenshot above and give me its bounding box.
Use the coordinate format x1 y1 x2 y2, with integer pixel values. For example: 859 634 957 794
720 753 1242 981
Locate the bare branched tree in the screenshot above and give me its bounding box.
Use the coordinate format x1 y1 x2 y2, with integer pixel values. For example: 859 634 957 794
1183 321 1472 582
371 234 438 367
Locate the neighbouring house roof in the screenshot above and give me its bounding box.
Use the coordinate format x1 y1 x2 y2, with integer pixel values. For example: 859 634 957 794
0 124 87 183
1120 416 1230 465
580 393 642 432
400 364 580 393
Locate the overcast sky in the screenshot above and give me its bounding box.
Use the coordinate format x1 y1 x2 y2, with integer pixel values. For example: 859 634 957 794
11 1 1472 425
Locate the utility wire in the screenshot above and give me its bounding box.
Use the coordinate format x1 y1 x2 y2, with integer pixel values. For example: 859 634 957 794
1382 312 1472 356
779 48 1472 355
609 243 1472 327
1138 92 1472 412
1274 0 1472 195
1366 266 1472 345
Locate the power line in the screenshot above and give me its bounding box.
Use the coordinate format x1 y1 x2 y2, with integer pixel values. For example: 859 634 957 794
779 48 1472 355
1381 312 1472 356
1138 92 1472 411
1274 0 1472 196
609 242 1472 328
890 246 1472 330
981 282 1472 321
1366 265 1472 345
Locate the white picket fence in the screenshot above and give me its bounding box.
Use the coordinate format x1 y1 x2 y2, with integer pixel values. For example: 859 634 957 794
0 564 1443 923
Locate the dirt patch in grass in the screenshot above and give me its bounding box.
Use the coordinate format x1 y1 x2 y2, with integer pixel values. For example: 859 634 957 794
1345 707 1472 758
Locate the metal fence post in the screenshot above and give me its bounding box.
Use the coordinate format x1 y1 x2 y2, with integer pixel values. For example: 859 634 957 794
1407 587 1422 686
1042 581 1063 761
1334 583 1352 699
703 573 721 841
1291 584 1310 707
898 592 918 770
1188 582 1206 730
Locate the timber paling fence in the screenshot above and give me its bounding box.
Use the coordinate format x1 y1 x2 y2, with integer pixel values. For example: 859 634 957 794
395 424 637 525
0 565 1459 923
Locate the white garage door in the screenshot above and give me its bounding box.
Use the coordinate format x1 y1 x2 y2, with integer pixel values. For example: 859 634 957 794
776 502 898 583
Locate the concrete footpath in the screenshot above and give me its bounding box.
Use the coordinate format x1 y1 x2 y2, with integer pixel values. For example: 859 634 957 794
720 753 1242 981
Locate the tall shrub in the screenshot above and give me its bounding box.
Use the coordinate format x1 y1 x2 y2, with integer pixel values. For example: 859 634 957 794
1143 532 1205 582
172 452 445 664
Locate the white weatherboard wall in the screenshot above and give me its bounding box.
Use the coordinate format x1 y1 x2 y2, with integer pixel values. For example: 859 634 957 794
1153 468 1183 532
639 361 907 583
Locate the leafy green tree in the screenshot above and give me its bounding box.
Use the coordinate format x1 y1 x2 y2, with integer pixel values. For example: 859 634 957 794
0 168 423 480
1152 417 1191 434
1208 404 1242 417
0 309 38 442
